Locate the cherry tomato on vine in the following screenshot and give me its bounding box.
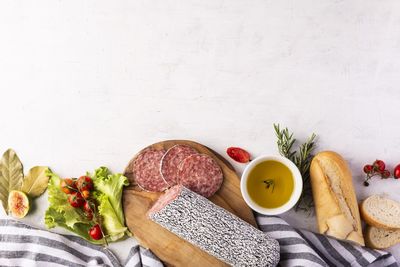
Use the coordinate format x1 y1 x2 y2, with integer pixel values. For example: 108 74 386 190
60 178 77 194
373 160 385 172
85 211 93 221
83 201 94 220
381 170 391 178
89 224 103 240
76 176 94 192
81 190 90 199
83 201 92 213
363 164 373 174
68 192 85 208
394 164 400 179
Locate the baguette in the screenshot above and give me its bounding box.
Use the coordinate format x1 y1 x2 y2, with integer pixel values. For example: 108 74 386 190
360 195 400 230
365 226 400 249
310 151 364 246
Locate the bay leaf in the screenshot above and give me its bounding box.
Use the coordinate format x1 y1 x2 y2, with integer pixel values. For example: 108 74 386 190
21 166 50 198
0 149 24 214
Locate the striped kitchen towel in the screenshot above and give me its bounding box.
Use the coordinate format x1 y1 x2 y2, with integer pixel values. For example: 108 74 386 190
0 217 398 267
0 219 162 267
257 215 398 267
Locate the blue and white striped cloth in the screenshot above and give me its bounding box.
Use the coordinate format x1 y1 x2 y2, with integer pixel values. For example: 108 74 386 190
257 215 398 267
0 217 398 267
0 219 161 267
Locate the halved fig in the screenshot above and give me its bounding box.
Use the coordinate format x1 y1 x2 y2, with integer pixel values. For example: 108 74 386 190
8 190 29 218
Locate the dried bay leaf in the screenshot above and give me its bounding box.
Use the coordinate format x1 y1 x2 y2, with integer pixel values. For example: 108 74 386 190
21 166 50 198
0 149 24 214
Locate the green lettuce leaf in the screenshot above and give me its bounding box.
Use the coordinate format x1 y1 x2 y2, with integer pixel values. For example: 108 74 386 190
45 208 102 244
93 192 128 242
44 167 129 244
90 167 129 225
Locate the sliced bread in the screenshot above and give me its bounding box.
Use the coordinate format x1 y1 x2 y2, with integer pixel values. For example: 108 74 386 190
360 195 400 229
365 226 400 249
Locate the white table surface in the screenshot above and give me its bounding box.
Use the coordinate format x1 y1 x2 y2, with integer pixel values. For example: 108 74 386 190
1 0 400 264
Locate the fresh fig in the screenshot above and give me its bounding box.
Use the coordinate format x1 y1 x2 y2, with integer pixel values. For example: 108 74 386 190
8 190 29 218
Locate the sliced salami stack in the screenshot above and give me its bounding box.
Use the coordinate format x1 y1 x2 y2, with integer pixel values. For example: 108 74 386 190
148 185 280 267
130 144 223 198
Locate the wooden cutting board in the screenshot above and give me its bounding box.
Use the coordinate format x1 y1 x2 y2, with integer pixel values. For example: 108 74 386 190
122 140 256 266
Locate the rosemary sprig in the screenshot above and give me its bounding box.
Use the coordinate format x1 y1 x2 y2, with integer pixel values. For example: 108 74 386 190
273 124 296 159
273 124 317 214
263 179 275 193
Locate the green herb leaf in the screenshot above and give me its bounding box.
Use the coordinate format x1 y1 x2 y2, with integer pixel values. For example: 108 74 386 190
21 166 50 198
0 149 24 214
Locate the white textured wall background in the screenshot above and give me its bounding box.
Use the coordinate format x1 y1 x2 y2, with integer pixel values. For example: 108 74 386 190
1 0 400 261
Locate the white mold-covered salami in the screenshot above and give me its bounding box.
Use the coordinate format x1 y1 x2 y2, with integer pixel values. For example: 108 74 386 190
148 185 280 267
160 145 198 186
177 154 223 198
132 148 168 192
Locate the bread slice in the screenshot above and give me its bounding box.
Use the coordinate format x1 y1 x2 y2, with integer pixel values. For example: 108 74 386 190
360 195 400 229
365 226 400 249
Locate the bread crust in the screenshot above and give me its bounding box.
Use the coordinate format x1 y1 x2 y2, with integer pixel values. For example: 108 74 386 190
310 151 364 246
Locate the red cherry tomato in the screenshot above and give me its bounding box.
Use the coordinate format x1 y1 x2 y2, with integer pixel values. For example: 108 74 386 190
85 211 93 221
381 170 391 178
60 178 77 194
81 190 90 199
373 160 385 172
76 176 94 192
83 201 92 213
394 164 400 179
226 147 251 163
83 202 93 220
363 164 373 174
68 192 85 208
89 224 103 240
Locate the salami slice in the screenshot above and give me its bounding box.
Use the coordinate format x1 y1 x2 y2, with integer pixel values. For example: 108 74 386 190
177 154 223 198
132 148 168 192
160 145 198 186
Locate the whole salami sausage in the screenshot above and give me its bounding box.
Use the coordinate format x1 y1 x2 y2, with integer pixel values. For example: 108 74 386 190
148 185 280 267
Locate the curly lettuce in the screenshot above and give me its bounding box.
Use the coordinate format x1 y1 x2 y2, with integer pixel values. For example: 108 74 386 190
44 167 130 244
90 167 128 226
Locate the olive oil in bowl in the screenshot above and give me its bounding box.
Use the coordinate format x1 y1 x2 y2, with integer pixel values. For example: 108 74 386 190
240 155 302 215
246 160 294 209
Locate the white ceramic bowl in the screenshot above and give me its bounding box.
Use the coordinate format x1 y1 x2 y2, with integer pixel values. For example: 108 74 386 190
240 155 303 215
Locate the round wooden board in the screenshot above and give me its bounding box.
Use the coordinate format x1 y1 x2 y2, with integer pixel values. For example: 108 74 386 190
122 140 257 267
